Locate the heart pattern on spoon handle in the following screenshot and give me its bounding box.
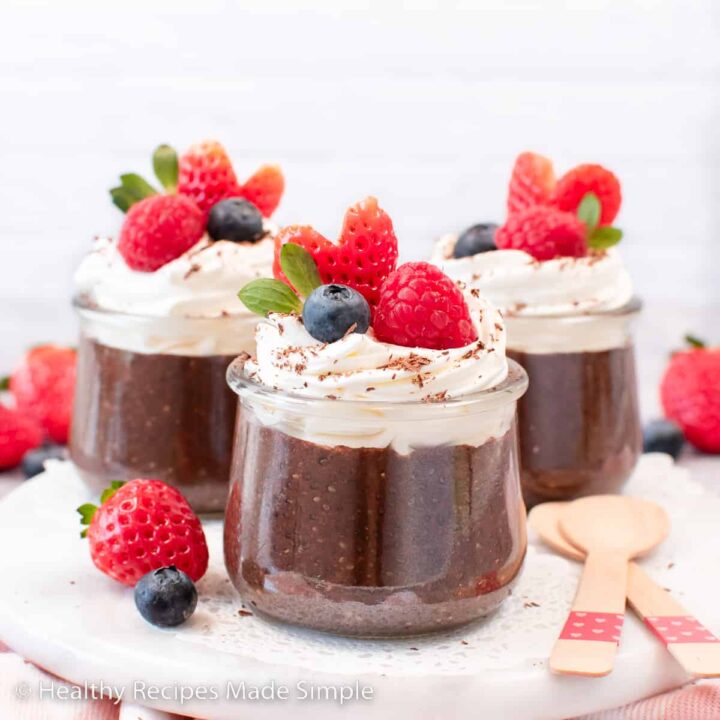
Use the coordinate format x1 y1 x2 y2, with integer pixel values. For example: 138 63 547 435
645 616 720 645
559 612 624 643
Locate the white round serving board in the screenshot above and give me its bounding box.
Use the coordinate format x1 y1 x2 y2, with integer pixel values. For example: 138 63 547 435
0 455 718 720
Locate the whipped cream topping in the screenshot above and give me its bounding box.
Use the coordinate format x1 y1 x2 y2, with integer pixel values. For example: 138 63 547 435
238 293 521 452
74 227 276 356
432 236 633 317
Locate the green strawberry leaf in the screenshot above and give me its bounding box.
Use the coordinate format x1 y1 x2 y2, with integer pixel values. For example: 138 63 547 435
153 144 179 192
110 173 158 213
280 243 322 298
110 186 135 213
577 192 601 234
685 334 707 349
100 480 126 505
77 503 98 538
588 226 623 250
238 279 302 316
0 376 9 391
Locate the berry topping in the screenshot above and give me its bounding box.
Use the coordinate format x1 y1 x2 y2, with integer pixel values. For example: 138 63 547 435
207 198 264 243
10 344 76 444
302 284 371 343
642 419 685 459
134 566 198 628
507 152 556 214
177 140 241 215
240 165 285 218
551 164 621 226
118 194 205 272
495 205 587 261
22 443 66 479
373 262 478 350
453 223 498 258
661 338 720 453
273 197 398 307
78 479 209 587
0 406 42 470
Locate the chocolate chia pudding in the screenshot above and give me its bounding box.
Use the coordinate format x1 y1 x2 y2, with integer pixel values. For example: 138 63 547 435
71 335 238 513
509 345 642 508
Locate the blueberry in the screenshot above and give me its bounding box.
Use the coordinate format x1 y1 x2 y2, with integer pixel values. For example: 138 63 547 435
134 566 198 628
207 198 264 243
302 284 371 343
453 223 498 258
643 419 685 459
22 444 66 479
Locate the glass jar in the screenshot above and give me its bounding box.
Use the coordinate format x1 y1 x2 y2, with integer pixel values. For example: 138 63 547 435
224 357 528 638
70 298 258 514
505 299 642 508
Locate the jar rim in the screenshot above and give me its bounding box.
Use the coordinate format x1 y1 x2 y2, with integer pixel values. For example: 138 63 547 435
226 355 528 417
505 296 642 321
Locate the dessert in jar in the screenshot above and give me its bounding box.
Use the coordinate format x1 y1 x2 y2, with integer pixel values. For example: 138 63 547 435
224 198 528 637
70 141 285 513
432 153 641 508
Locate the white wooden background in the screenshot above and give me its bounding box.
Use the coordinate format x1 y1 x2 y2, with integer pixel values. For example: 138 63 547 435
1 0 719 417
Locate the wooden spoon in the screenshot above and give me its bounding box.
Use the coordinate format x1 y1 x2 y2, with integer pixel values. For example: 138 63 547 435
531 502 720 678
549 495 669 677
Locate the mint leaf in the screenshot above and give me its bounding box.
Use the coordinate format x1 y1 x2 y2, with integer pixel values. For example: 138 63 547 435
685 334 707 349
238 279 302 316
0 376 9 391
577 192 601 234
280 244 322 298
153 144 179 192
588 226 623 250
100 480 126 505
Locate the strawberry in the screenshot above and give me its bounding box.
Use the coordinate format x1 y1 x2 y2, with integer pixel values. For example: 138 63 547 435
507 152 556 214
79 479 209 587
661 340 720 453
551 164 622 225
495 205 587 261
0 405 42 469
118 194 205 272
178 140 285 218
373 262 478 350
11 344 77 444
273 197 398 307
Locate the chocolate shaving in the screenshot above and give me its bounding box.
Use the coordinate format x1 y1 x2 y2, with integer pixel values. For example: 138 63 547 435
183 263 201 280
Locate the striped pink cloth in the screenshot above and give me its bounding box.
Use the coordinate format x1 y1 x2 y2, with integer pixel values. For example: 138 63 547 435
2 640 719 719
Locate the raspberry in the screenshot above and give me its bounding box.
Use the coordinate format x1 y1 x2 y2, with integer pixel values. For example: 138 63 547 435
507 152 556 214
495 205 587 261
551 164 622 225
178 140 241 215
0 405 42 470
274 197 398 307
373 262 478 350
118 194 204 272
10 345 77 444
81 479 209 587
240 165 284 218
661 347 720 453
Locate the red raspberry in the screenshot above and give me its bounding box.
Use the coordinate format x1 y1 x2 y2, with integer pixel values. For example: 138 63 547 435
118 194 204 272
0 405 42 469
240 164 284 218
10 345 77 444
551 164 622 225
178 140 241 215
661 347 720 453
80 479 209 587
373 262 478 350
495 205 587 261
507 152 556 214
273 197 398 307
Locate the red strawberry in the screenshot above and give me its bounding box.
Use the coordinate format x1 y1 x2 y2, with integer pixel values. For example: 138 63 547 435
273 197 398 307
373 262 478 350
11 345 77 444
241 164 284 218
507 152 556 214
0 405 42 469
495 205 587 261
661 344 720 453
551 164 622 225
79 479 209 587
178 140 241 215
118 194 204 272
